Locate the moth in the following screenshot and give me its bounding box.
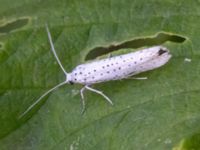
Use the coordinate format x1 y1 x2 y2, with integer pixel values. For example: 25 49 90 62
20 25 172 117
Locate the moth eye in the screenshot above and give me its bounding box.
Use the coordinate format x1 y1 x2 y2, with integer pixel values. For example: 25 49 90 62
69 81 74 85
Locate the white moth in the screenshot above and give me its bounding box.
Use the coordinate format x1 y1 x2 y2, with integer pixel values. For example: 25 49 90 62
19 25 172 117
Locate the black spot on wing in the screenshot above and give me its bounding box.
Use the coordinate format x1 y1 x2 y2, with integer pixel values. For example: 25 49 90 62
158 48 167 56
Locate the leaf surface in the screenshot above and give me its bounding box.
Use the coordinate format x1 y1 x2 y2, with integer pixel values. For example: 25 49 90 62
0 0 200 149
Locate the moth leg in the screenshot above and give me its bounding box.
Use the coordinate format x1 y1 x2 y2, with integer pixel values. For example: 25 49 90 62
107 53 112 58
80 86 86 114
85 85 113 105
127 77 148 80
125 72 148 80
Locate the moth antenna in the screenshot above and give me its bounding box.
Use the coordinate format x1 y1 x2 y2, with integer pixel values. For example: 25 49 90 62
18 81 67 119
45 24 68 76
19 25 69 119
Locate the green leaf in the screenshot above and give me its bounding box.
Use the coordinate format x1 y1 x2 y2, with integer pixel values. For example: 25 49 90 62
0 0 200 149
173 133 200 150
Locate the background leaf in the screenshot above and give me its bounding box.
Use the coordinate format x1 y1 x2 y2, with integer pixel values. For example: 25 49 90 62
0 0 200 149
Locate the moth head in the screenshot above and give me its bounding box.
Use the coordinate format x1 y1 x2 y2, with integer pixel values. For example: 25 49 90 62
66 73 74 85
